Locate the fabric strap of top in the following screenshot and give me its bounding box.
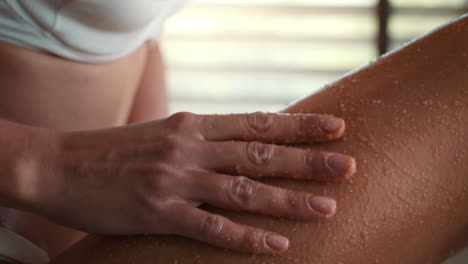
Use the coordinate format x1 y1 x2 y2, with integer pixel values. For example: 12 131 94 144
0 227 49 264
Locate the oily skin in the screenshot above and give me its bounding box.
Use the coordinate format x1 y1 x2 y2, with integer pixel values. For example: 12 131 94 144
51 15 468 264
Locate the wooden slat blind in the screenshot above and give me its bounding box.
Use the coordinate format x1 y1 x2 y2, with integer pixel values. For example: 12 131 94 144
161 0 467 114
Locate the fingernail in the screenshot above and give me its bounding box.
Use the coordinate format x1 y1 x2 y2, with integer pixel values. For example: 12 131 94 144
307 195 337 217
326 153 355 178
319 117 343 133
265 233 289 252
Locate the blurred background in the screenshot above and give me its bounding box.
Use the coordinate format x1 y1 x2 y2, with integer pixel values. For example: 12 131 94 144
160 0 467 114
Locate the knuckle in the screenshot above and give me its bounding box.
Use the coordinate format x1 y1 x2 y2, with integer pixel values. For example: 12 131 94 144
229 176 255 208
298 114 321 137
246 111 273 135
243 229 263 252
200 214 224 239
159 136 183 162
246 142 273 167
167 112 197 134
304 149 323 173
286 190 300 209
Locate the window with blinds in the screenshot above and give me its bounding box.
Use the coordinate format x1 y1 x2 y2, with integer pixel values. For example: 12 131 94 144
161 0 468 115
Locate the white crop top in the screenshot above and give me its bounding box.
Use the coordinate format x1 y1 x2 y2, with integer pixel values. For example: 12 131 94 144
0 0 187 62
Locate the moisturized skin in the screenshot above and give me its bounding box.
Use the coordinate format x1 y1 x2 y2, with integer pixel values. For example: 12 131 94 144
51 15 468 264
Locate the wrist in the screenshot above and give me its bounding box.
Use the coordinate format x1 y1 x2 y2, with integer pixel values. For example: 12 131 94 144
0 120 60 212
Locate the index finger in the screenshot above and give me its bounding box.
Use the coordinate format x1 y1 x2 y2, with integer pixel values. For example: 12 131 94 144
199 112 345 143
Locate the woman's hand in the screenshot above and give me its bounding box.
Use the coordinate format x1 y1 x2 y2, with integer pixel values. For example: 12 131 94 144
24 112 355 254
